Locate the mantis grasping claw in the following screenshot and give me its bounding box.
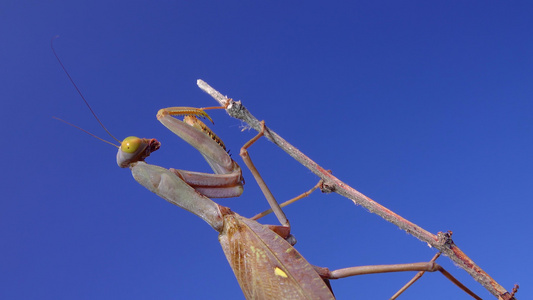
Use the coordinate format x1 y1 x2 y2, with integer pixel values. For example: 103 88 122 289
53 38 484 299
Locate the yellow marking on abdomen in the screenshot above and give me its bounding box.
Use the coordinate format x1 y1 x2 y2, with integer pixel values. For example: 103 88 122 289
274 267 288 278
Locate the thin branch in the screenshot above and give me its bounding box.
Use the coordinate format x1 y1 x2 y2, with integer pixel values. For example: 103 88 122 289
196 79 516 300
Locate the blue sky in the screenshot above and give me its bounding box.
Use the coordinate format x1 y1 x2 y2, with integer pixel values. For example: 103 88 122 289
1 1 531 299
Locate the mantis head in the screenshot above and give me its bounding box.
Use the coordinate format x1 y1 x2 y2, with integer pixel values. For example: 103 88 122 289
116 136 161 168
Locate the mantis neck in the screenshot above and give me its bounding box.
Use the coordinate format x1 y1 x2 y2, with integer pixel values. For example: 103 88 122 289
130 161 224 231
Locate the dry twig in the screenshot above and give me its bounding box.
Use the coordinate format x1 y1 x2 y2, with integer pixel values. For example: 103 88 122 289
197 79 516 300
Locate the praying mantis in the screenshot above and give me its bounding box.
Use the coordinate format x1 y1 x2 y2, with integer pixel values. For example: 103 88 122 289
119 108 483 299
53 40 486 299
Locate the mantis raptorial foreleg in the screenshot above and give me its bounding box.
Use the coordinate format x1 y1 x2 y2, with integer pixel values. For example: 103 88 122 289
156 108 297 232
152 107 244 198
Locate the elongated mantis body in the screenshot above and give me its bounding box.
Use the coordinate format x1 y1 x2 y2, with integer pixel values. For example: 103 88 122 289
53 39 484 299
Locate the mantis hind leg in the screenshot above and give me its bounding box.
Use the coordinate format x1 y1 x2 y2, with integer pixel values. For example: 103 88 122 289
315 253 482 300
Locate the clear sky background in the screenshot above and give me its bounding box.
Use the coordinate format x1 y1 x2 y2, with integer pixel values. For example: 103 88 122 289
1 2 531 299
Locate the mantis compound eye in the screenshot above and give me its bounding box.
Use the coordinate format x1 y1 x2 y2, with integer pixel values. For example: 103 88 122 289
121 136 142 154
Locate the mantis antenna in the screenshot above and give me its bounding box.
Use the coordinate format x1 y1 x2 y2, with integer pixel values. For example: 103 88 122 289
52 116 120 149
51 36 122 148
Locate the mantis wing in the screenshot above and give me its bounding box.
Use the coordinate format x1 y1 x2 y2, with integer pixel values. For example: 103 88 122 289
219 214 335 300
